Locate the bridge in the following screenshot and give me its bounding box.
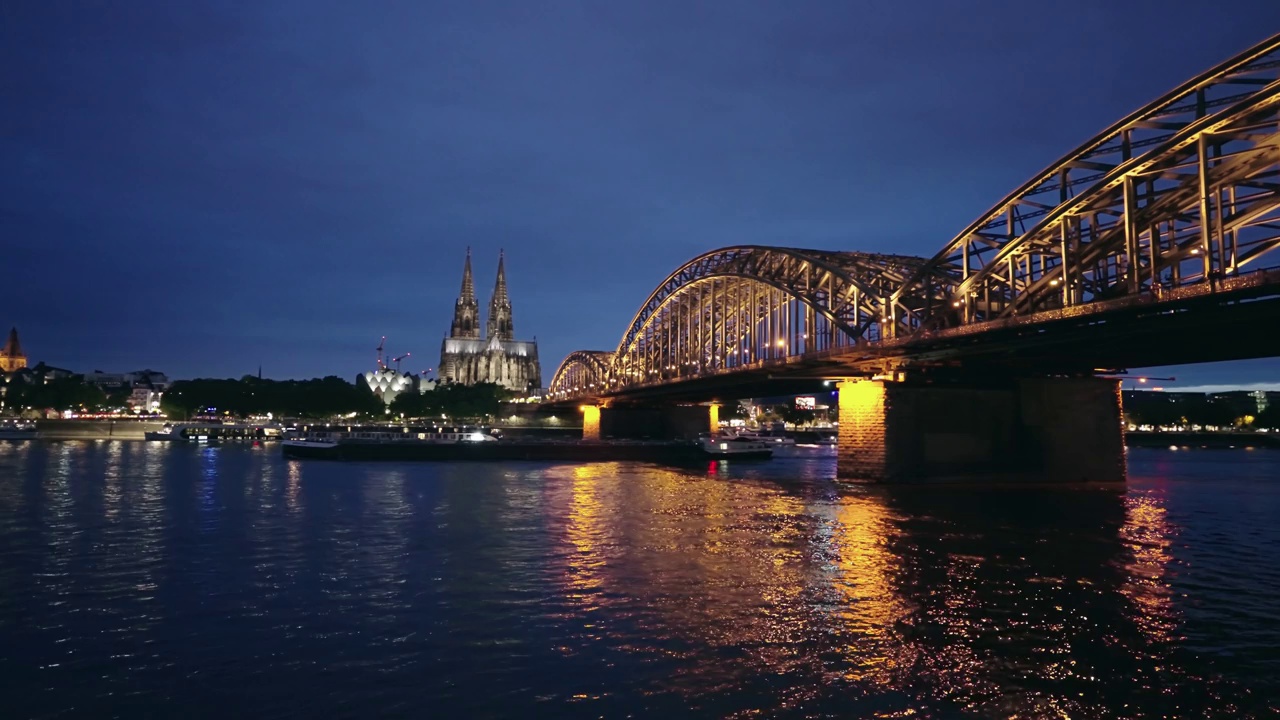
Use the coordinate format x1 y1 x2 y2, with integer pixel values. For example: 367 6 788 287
545 34 1280 482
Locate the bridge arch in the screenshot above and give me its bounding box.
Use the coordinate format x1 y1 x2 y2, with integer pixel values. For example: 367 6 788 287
891 33 1280 335
548 34 1280 405
546 350 615 400
602 246 932 393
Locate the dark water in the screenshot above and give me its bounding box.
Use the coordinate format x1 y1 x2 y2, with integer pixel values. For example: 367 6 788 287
2 442 1279 719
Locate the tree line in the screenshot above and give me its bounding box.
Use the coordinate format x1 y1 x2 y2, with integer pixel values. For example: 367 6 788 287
1125 395 1280 430
2 375 129 414
387 382 513 421
161 376 383 419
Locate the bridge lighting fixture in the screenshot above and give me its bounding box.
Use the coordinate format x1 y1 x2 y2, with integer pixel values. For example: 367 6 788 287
1050 279 1060 286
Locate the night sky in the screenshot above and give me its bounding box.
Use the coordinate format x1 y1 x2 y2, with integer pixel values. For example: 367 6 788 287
4 2 1280 391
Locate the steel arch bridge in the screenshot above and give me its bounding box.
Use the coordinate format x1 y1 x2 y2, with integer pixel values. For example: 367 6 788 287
548 33 1280 404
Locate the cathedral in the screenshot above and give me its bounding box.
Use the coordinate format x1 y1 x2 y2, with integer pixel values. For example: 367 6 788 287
0 327 27 373
438 250 542 392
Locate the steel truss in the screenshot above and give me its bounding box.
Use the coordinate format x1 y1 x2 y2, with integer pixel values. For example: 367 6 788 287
545 247 929 399
890 33 1280 335
548 33 1280 403
547 350 615 399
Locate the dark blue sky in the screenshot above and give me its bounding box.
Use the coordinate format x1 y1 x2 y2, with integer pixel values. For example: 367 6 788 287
4 2 1280 389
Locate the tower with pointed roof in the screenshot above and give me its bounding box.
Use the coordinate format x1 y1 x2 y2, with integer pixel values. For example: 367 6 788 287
449 248 480 339
486 250 514 341
0 327 27 373
438 251 541 393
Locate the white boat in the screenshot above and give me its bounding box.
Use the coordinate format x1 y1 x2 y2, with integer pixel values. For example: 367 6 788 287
725 429 796 446
281 424 499 451
700 434 774 458
145 422 281 442
0 419 38 440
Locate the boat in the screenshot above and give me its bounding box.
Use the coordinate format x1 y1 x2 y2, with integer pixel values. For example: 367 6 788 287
724 428 796 446
280 424 748 463
791 429 838 447
700 434 775 459
282 424 498 453
145 422 280 442
0 418 38 440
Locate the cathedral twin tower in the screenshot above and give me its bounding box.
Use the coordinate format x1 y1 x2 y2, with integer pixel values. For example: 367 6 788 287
438 249 541 392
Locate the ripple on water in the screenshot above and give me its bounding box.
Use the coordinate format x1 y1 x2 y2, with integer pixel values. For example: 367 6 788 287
0 443 1278 718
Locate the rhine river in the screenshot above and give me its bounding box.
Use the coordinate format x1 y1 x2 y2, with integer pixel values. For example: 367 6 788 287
1 442 1278 719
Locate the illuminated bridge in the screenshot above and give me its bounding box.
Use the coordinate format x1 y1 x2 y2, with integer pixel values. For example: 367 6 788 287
547 34 1280 482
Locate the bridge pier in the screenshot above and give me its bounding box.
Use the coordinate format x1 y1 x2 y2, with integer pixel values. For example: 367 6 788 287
582 404 715 441
836 376 1125 483
581 405 602 442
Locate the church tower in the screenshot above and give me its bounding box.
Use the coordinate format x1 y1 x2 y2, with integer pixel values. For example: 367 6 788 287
486 250 514 341
439 249 540 392
449 248 480 339
0 327 27 373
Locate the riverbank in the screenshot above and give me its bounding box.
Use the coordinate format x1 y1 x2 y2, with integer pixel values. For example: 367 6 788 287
35 419 169 440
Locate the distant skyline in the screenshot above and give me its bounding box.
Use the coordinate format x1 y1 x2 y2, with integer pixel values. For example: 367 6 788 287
3 2 1279 390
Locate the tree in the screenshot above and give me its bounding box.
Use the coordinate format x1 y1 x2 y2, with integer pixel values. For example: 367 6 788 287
1255 404 1280 431
161 376 383 419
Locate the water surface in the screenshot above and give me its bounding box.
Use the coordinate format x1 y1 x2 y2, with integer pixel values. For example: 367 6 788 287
1 442 1278 718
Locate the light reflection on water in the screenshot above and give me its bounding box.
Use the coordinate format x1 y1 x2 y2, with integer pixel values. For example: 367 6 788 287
0 443 1278 718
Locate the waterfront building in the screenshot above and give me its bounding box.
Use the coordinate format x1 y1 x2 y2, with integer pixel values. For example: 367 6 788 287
0 327 27 373
84 369 170 391
438 250 542 392
361 366 437 406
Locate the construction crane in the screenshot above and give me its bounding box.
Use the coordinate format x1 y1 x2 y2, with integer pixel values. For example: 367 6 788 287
391 352 411 372
375 336 387 368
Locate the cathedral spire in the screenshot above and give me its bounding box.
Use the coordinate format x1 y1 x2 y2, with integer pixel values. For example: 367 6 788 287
459 246 475 302
487 250 514 341
449 248 480 339
3 327 21 358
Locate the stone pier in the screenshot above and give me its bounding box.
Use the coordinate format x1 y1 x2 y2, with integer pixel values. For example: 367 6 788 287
836 376 1125 483
580 404 715 441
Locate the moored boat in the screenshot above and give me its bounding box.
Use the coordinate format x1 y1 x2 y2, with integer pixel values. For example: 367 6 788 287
279 424 768 463
700 434 775 459
145 422 280 442
0 419 38 440
724 429 796 446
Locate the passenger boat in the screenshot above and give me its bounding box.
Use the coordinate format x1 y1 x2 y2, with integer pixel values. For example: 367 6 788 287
725 428 796 446
145 422 280 442
699 434 775 459
282 424 497 453
0 419 38 440
280 424 757 463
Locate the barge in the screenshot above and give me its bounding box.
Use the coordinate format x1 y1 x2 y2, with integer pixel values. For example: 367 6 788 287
281 424 773 462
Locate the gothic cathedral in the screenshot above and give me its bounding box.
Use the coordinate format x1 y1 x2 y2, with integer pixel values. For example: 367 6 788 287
438 250 542 392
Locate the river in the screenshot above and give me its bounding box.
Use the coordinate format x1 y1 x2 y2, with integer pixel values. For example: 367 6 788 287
1 441 1278 718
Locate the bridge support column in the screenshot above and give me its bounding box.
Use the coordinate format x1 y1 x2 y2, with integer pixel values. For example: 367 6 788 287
596 404 713 440
836 380 892 481
835 376 1125 483
581 405 601 442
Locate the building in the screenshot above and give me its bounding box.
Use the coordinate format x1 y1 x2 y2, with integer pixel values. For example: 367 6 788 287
438 249 541 392
361 366 438 406
0 327 27 373
85 369 171 391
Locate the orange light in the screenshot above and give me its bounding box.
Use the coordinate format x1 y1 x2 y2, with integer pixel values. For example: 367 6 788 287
582 405 601 440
